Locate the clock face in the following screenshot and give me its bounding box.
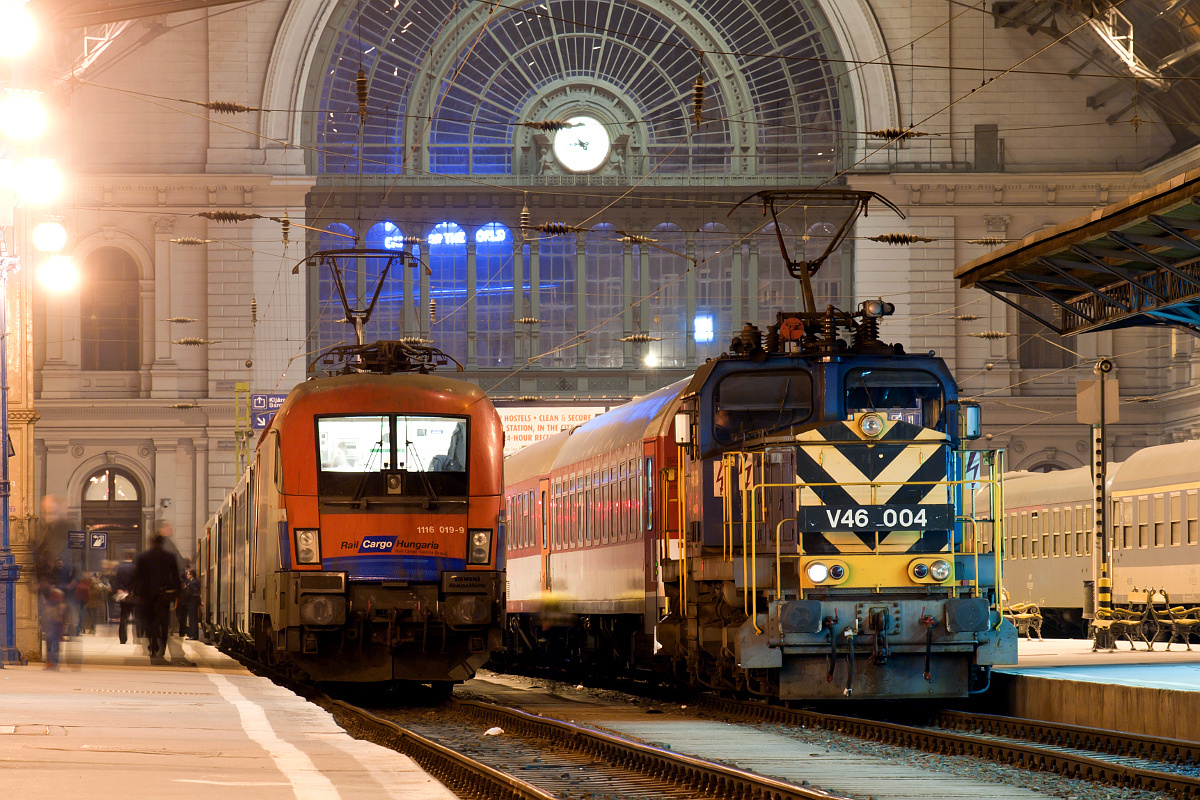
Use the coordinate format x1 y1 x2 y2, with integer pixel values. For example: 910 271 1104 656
552 116 610 172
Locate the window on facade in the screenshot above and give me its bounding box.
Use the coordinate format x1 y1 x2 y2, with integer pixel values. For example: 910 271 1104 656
476 222 515 367
586 224 623 368
1018 296 1073 369
81 247 139 371
538 233 577 368
646 224 687 367
695 223 734 361
316 223 356 347
429 222 468 364
83 468 140 502
806 222 847 309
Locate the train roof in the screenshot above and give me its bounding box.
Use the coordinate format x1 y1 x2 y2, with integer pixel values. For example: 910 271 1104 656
504 429 571 486
553 379 689 467
1000 463 1119 507
1109 438 1200 493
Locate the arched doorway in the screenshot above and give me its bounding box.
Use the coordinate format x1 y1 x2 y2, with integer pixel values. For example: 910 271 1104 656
79 467 143 574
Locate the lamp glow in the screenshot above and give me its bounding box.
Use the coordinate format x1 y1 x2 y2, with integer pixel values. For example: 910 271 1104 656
32 221 66 253
14 159 61 205
38 256 77 291
0 2 35 58
0 91 45 140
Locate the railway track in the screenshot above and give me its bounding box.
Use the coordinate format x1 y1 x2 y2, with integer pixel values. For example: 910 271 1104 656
327 696 848 800
699 695 1200 799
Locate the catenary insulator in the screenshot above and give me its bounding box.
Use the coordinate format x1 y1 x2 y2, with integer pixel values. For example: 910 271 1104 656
198 210 263 223
536 222 574 235
967 237 1007 246
968 330 1014 340
692 74 705 128
167 316 197 323
867 232 936 245
251 297 258 324
173 337 212 346
356 68 369 120
866 128 930 141
280 212 290 246
429 298 437 324
515 317 543 325
519 196 530 237
621 333 659 342
170 237 211 246
522 119 576 132
955 314 981 321
618 234 657 245
203 101 255 114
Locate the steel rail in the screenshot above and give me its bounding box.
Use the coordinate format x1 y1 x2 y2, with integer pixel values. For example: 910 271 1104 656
934 709 1200 765
699 695 1200 799
324 698 558 800
452 699 850 800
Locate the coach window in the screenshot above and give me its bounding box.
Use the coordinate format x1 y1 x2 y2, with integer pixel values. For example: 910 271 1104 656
1154 494 1167 547
715 371 812 445
1188 491 1199 545
844 368 944 429
1062 507 1073 557
646 457 654 532
1019 512 1027 558
1052 508 1061 556
1138 497 1149 548
1170 493 1182 546
1030 512 1040 558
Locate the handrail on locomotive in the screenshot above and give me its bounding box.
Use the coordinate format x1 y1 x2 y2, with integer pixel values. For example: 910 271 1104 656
708 448 1007 623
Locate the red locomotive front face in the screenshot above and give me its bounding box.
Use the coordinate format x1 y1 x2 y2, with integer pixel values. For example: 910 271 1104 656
270 375 504 580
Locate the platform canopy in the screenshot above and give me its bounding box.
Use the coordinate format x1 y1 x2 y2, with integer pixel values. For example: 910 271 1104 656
955 168 1200 335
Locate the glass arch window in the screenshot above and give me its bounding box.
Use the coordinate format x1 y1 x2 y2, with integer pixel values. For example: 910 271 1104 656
83 468 140 503
428 222 468 364
311 0 847 178
81 247 139 371
586 224 623 368
476 222 515 367
806 221 848 309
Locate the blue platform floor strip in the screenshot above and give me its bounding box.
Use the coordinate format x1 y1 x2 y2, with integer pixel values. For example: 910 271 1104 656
1002 663 1200 691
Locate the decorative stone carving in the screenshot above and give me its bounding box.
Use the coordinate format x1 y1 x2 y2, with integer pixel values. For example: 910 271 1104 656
70 445 84 458
138 444 152 458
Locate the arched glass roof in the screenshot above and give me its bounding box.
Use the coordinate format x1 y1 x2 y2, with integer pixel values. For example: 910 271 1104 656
308 0 848 179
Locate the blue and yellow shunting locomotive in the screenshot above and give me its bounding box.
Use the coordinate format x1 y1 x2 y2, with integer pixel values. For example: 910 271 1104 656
661 301 1016 699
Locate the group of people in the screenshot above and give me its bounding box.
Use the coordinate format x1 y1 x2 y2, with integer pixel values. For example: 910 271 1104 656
34 506 202 667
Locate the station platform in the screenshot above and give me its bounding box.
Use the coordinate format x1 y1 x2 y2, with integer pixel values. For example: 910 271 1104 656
0 626 455 800
984 638 1200 741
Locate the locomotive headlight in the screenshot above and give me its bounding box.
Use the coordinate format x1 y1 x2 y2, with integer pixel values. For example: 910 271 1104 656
828 564 845 580
467 529 492 565
859 413 885 438
294 528 321 565
911 562 930 579
299 594 346 626
930 559 951 582
806 562 829 583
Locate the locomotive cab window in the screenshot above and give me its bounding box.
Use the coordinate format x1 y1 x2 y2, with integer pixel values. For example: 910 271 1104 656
844 368 944 430
713 370 813 445
316 414 468 504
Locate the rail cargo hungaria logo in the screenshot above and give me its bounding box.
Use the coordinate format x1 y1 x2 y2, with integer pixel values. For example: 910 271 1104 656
358 535 396 553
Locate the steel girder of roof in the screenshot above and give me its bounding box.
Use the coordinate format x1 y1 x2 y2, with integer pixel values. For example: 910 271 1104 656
955 169 1200 336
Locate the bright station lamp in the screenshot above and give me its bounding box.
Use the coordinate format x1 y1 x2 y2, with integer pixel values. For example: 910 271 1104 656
0 90 45 140
0 1 35 59
37 255 77 291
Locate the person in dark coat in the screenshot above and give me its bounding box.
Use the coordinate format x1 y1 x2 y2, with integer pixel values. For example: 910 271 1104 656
179 569 200 640
112 549 138 644
132 533 180 663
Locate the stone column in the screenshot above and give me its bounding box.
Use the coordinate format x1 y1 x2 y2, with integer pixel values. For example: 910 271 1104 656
575 236 587 368
466 238 477 368
150 217 178 397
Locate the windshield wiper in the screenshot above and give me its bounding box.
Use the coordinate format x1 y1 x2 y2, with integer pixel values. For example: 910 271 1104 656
406 440 440 508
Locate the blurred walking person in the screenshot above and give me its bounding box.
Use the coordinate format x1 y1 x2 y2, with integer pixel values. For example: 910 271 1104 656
179 569 200 640
132 533 180 664
42 588 66 669
113 549 137 644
